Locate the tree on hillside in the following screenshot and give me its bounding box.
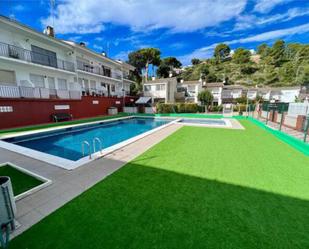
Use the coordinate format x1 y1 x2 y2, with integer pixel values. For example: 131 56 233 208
156 57 182 78
233 48 251 64
214 43 231 63
128 48 161 82
205 73 217 82
198 64 210 79
269 40 286 67
198 90 213 110
191 58 201 65
257 43 270 58
156 63 171 78
163 57 182 68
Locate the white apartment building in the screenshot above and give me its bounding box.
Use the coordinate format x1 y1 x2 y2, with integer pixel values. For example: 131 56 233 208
0 16 135 100
178 80 202 103
203 82 224 105
221 85 243 103
143 77 178 103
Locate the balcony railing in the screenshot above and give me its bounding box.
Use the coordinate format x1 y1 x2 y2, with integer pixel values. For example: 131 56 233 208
0 42 75 72
0 85 81 99
77 60 122 80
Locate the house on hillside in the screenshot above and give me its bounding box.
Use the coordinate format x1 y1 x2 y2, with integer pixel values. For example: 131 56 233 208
143 77 178 104
177 80 202 103
203 82 224 105
221 85 244 104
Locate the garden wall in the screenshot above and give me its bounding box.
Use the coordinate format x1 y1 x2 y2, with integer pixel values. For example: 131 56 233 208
0 96 137 129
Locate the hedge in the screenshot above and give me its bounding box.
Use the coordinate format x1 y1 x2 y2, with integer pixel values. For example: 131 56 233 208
156 103 199 113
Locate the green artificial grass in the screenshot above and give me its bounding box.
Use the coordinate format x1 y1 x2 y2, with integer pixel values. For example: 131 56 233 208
9 121 309 249
0 165 43 196
0 113 128 137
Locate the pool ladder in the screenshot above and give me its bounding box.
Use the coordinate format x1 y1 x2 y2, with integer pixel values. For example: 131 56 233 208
81 137 103 159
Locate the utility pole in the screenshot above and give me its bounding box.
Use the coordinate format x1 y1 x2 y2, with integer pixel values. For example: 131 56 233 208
50 0 55 27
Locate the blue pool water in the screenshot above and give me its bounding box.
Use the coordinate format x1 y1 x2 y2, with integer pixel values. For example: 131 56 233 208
179 118 226 125
4 118 171 161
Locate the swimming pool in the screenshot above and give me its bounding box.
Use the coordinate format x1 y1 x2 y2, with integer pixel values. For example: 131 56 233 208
178 118 226 125
1 117 173 168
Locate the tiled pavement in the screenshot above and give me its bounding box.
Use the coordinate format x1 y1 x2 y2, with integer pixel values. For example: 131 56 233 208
257 117 308 143
0 124 181 238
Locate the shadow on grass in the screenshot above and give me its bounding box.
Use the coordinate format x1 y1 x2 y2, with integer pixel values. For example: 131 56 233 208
9 163 309 249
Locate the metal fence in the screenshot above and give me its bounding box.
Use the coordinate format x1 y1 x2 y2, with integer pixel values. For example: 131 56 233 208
0 42 75 72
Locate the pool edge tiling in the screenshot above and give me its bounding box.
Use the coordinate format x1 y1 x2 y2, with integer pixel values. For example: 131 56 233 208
0 116 178 170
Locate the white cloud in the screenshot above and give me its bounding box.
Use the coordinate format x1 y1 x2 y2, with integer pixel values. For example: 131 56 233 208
229 23 309 44
234 7 309 31
180 23 309 65
13 4 25 11
41 0 247 34
113 50 130 61
93 44 104 51
253 0 291 13
67 35 82 42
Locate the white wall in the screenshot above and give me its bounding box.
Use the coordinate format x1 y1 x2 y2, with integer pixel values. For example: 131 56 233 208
0 60 75 89
0 25 75 63
280 89 300 103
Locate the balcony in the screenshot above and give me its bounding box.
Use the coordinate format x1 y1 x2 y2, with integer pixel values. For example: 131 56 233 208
0 84 81 99
77 60 121 80
0 42 75 72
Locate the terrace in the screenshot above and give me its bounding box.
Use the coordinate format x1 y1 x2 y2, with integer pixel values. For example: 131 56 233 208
0 113 308 249
0 42 75 72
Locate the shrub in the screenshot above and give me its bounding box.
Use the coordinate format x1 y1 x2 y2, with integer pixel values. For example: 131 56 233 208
156 103 198 113
233 104 247 112
209 105 223 112
197 105 205 112
178 103 198 113
156 103 177 113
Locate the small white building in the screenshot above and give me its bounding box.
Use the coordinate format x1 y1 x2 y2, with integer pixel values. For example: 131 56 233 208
203 82 224 105
177 80 202 103
143 77 178 104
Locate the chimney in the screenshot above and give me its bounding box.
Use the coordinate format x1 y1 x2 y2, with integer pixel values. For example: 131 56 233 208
79 42 86 47
46 26 55 37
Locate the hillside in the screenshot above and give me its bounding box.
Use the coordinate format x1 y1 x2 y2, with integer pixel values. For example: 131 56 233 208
179 41 309 87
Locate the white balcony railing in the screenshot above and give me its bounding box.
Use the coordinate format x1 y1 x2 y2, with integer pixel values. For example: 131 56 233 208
69 90 82 99
57 89 70 99
0 85 20 98
0 85 82 100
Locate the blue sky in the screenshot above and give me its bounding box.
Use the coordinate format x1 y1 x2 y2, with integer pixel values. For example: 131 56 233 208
0 0 308 65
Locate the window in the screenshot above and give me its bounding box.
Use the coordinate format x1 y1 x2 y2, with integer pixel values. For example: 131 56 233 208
58 78 67 90
111 84 115 92
103 66 111 77
0 70 16 85
31 45 57 67
156 84 165 91
30 74 45 88
144 85 151 91
78 78 83 88
90 80 96 89
84 79 89 89
48 77 55 89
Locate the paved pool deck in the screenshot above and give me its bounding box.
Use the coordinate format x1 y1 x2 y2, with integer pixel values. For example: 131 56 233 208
0 124 181 238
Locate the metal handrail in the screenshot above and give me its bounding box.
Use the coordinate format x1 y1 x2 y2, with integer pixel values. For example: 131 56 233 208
0 42 75 72
93 137 103 154
81 140 92 159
